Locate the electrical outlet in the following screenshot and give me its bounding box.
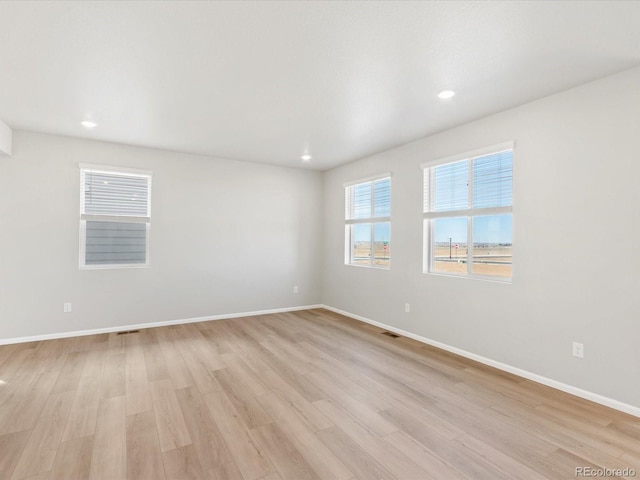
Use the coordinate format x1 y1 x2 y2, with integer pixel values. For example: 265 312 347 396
63 302 72 313
572 342 584 358
293 286 299 294
404 303 410 313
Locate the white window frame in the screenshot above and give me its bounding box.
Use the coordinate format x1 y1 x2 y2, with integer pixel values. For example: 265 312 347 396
344 173 391 269
79 163 152 270
421 142 514 282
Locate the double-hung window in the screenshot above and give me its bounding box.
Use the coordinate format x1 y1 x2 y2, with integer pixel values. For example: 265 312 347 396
79 164 152 269
423 143 513 280
345 175 391 268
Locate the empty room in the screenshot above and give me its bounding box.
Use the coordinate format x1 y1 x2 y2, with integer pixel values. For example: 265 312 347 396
1 1 639 479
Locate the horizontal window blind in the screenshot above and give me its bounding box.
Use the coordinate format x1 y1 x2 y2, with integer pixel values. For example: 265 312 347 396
82 171 150 217
346 177 390 220
473 151 513 208
85 221 147 265
425 160 469 212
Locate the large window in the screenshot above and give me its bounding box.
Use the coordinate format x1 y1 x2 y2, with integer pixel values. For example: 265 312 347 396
80 164 152 269
423 144 513 280
345 175 391 268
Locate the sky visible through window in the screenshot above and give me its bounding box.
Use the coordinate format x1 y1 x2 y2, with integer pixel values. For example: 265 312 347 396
434 215 512 244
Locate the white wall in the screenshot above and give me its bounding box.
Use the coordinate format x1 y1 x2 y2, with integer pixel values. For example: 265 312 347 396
322 67 640 409
0 131 323 339
0 119 11 156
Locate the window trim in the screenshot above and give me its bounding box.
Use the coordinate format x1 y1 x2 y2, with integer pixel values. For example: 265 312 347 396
344 173 392 269
79 164 153 270
422 144 514 283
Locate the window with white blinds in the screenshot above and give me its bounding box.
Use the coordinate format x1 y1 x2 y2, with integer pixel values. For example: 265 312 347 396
423 145 513 280
345 175 391 268
79 165 152 268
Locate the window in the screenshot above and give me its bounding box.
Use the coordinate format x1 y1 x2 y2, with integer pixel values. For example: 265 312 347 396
423 144 513 280
345 175 391 268
79 164 152 268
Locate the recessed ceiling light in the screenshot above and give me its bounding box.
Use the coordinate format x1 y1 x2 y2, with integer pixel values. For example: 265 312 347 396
437 90 456 99
301 154 312 161
81 120 97 129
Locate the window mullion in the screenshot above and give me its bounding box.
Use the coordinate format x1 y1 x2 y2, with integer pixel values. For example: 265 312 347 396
467 159 474 275
370 223 374 265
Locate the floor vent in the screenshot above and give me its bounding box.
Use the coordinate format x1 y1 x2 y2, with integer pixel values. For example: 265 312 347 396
381 331 400 338
116 330 140 335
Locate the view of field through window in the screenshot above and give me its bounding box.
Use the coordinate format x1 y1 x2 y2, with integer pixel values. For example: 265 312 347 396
351 222 390 266
425 149 513 279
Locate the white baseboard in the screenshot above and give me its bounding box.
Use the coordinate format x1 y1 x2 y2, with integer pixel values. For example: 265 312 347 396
321 304 640 419
0 304 323 346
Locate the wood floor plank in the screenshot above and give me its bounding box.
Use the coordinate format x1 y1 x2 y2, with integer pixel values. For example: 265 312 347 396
260 369 333 432
204 390 274 480
455 433 550 480
50 351 88 395
380 403 515 480
207 461 244 480
50 436 94 480
251 423 321 480
161 444 204 480
383 430 471 480
11 391 75 479
88 396 127 480
214 368 272 429
219 352 268 397
154 328 196 390
315 425 396 480
61 374 102 441
125 337 153 416
257 392 353 480
1 371 60 435
0 348 36 383
313 399 430 480
0 431 31 479
140 330 169 382
306 370 398 436
100 353 125 399
126 410 166 480
175 386 232 471
149 379 192 453
81 345 107 378
169 326 223 395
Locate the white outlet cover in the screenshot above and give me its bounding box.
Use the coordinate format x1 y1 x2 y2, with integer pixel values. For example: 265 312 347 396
572 342 584 358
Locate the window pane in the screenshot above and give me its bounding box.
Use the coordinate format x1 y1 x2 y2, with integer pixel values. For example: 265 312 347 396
351 223 372 265
472 214 512 278
85 221 147 265
473 151 513 208
373 222 390 267
432 217 468 274
373 178 390 218
347 183 372 220
433 160 469 212
84 172 150 216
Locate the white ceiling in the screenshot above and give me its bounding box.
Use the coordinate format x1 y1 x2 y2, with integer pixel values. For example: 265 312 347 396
1 1 640 170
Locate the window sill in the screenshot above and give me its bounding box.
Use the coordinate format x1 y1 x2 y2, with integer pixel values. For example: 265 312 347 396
423 271 511 284
345 263 390 270
80 263 150 271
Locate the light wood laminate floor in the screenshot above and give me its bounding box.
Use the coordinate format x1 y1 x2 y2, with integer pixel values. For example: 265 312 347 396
1 309 639 479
